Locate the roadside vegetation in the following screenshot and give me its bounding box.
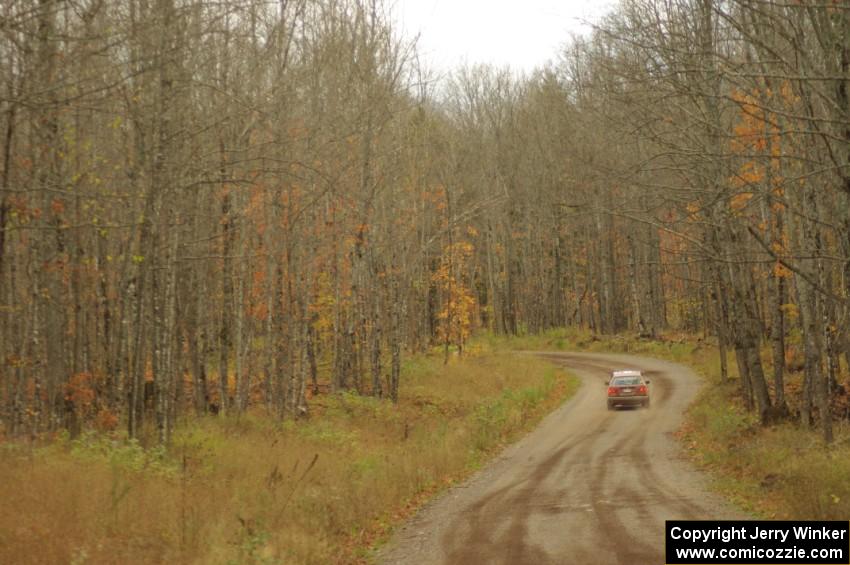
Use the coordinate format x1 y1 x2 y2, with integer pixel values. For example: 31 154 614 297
486 328 850 523
0 348 578 565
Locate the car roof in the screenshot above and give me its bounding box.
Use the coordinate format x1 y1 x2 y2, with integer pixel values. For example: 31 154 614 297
611 370 642 377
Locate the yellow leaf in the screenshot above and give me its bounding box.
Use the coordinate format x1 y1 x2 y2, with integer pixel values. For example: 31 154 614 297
730 192 753 211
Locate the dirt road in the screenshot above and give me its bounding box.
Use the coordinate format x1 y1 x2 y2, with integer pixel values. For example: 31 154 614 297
378 352 747 564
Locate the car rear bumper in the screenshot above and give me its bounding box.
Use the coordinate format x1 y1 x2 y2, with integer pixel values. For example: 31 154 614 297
607 395 648 407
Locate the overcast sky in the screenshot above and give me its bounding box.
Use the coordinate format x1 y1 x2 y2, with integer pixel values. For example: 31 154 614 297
393 0 614 75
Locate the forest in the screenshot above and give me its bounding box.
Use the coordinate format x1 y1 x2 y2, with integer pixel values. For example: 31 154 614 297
0 0 848 448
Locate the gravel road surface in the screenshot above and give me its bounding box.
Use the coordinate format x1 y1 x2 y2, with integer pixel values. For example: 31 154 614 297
377 351 747 565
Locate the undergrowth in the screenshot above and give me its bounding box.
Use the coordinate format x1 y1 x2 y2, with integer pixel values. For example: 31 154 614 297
0 348 578 565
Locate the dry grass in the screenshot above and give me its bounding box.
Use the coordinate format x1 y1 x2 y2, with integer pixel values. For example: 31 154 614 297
680 365 850 521
0 349 578 565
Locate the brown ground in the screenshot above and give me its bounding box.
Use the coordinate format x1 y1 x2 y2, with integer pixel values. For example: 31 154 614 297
377 352 747 565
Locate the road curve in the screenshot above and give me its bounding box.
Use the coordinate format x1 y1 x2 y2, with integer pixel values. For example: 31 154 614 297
377 351 748 565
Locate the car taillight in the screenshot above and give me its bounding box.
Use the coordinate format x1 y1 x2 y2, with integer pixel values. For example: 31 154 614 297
607 386 618 396
638 385 647 395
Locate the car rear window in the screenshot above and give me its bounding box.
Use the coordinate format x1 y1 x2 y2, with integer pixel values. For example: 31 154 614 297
612 377 641 386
